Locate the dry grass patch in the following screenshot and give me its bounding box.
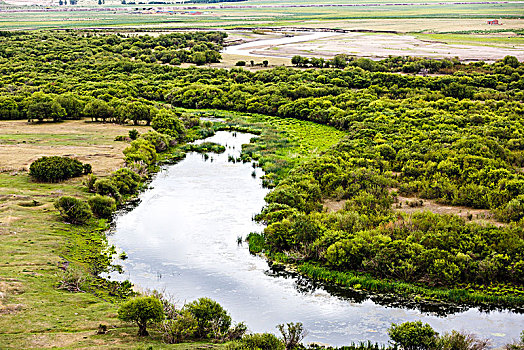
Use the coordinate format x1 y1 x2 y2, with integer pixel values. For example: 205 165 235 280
394 194 504 227
0 277 24 315
0 119 150 175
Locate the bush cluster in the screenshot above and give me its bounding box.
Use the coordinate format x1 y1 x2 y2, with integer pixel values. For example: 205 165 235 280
29 156 91 182
54 196 92 224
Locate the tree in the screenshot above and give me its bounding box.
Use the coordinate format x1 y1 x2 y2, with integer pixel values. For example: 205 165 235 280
388 321 438 350
291 55 302 66
0 97 20 120
26 92 66 122
183 297 231 339
191 52 207 65
502 55 519 68
56 93 84 119
277 322 307 350
83 99 114 122
118 101 154 125
118 296 164 336
332 54 347 68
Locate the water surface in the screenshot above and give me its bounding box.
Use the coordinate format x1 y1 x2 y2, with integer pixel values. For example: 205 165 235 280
110 131 524 347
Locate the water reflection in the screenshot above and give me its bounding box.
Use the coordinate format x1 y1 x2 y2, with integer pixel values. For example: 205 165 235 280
109 131 524 347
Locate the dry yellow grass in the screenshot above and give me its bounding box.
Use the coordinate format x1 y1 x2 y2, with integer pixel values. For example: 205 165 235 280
0 120 151 175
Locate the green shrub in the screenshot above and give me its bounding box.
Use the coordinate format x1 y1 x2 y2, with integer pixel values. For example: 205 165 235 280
161 310 198 344
94 179 121 201
129 129 139 140
123 139 157 165
183 297 232 339
29 156 87 182
88 195 116 219
140 130 172 152
151 109 185 139
230 333 285 350
54 196 92 224
110 168 141 195
437 330 490 350
82 163 92 174
388 321 438 350
118 296 165 336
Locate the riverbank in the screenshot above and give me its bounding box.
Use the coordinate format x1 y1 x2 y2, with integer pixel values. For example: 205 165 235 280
0 119 229 348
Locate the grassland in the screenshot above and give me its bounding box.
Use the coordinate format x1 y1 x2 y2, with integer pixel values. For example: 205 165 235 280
0 119 231 349
1 0 523 32
0 120 151 174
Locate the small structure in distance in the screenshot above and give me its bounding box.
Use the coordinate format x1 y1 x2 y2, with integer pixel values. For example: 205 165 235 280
487 19 502 25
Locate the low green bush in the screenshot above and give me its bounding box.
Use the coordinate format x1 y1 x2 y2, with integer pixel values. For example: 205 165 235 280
94 179 121 201
436 330 490 350
54 196 92 224
29 156 89 182
140 130 172 152
151 109 185 139
161 310 198 344
110 168 141 195
183 297 232 339
228 333 284 350
88 195 116 219
388 321 438 350
129 129 139 140
123 139 157 165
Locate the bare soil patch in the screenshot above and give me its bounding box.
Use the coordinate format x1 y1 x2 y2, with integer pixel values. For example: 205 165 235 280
395 194 504 227
249 31 524 61
323 195 503 227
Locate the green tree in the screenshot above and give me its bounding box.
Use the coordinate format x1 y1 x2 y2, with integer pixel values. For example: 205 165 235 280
83 99 114 122
119 101 154 125
26 92 66 122
388 321 438 350
183 297 231 339
56 93 84 119
118 296 164 336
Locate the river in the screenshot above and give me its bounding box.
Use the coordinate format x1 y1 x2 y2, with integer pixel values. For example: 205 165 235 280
222 32 339 58
109 131 524 347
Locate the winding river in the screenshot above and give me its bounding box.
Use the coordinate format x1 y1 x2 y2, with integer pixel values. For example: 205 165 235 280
109 131 524 347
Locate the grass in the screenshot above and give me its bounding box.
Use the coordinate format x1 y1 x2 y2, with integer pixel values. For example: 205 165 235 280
0 119 227 349
0 120 151 174
180 109 347 184
297 263 524 310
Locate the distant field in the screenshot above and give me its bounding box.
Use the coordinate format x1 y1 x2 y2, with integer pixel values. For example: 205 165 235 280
0 0 522 65
1 0 523 31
